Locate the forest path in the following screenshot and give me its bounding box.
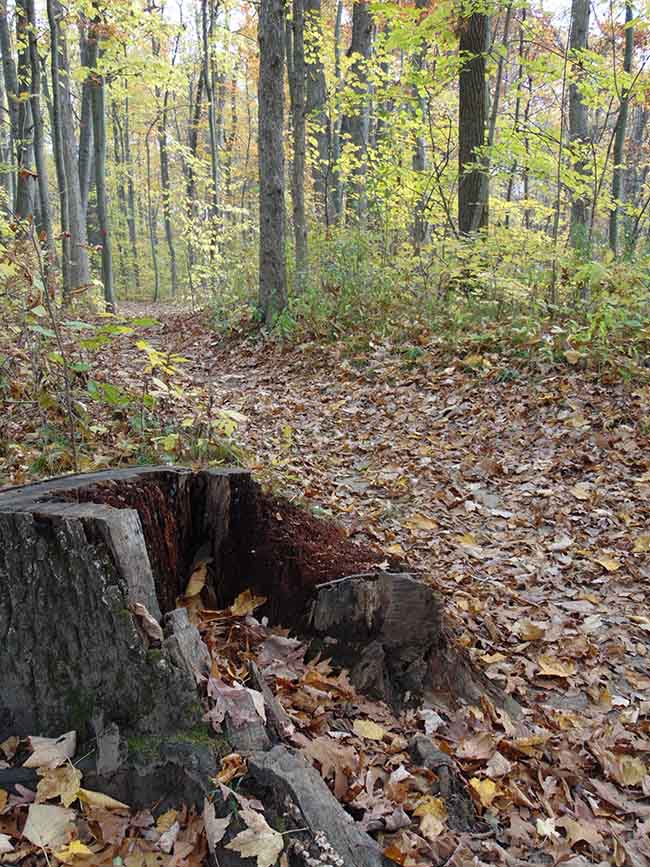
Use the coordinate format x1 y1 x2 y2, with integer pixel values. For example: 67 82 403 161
105 304 650 860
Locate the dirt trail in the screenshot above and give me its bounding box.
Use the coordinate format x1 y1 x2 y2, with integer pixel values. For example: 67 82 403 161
101 304 650 862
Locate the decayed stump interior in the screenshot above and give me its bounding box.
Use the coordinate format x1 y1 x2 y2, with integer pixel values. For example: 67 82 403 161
0 466 502 866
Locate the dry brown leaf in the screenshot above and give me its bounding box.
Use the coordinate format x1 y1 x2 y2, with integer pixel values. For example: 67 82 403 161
456 732 496 761
591 554 620 572
303 736 358 799
413 796 447 821
537 655 576 678
203 798 231 854
77 788 129 811
24 731 76 769
512 618 547 641
36 765 82 807
225 808 283 867
419 813 445 841
185 562 208 597
23 803 76 849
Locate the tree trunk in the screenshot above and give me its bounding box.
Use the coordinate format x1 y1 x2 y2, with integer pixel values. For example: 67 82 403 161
411 0 430 251
145 132 160 302
14 0 35 223
258 0 287 326
87 18 115 311
305 0 332 223
47 0 71 295
121 90 140 292
0 5 17 209
289 0 308 286
458 10 489 236
78 20 93 217
340 1 373 224
25 0 55 269
201 0 220 227
568 0 590 252
609 0 633 256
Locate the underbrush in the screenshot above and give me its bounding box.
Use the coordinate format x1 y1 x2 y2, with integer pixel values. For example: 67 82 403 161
210 226 650 379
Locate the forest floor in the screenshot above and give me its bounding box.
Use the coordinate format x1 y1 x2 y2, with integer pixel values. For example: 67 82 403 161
3 303 650 865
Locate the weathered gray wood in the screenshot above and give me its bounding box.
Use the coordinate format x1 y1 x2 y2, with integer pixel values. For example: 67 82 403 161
310 572 441 707
0 466 249 739
249 746 398 867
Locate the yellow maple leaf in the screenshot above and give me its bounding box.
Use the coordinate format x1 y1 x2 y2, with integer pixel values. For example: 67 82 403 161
469 777 498 808
413 795 447 821
54 840 94 863
353 720 386 741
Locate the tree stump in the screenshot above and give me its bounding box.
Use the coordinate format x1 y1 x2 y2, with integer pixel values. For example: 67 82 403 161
0 466 505 865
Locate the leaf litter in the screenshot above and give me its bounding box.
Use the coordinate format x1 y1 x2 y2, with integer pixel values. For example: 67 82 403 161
2 306 650 864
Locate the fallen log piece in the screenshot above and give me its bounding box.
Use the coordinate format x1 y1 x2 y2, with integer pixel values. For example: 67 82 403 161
249 745 398 867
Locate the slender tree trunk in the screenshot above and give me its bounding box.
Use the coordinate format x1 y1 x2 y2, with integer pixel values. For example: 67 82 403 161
624 106 647 254
258 0 287 325
458 10 489 235
289 0 308 285
340 1 373 224
158 90 177 296
14 0 35 222
411 0 429 250
568 0 590 252
25 0 55 270
47 0 90 300
201 0 220 224
185 67 204 285
120 91 140 291
505 7 526 222
111 100 129 293
0 22 14 210
609 0 633 256
87 18 115 310
145 132 160 302
223 65 238 212
305 0 331 224
331 0 344 220
0 3 18 206
78 21 93 217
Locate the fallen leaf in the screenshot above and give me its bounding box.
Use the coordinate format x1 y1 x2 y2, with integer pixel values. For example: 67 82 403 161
24 731 76 769
571 483 591 501
556 816 603 849
203 798 231 854
353 720 386 741
419 813 445 841
229 589 267 616
592 554 620 572
23 803 76 849
130 602 163 642
225 808 283 867
54 839 95 863
217 753 247 784
536 816 560 839
537 655 576 678
486 752 512 779
304 736 358 798
36 765 82 807
155 810 177 833
512 618 547 641
456 732 496 761
413 796 447 821
0 833 14 854
185 562 208 597
469 777 498 808
77 788 129 811
633 535 650 553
